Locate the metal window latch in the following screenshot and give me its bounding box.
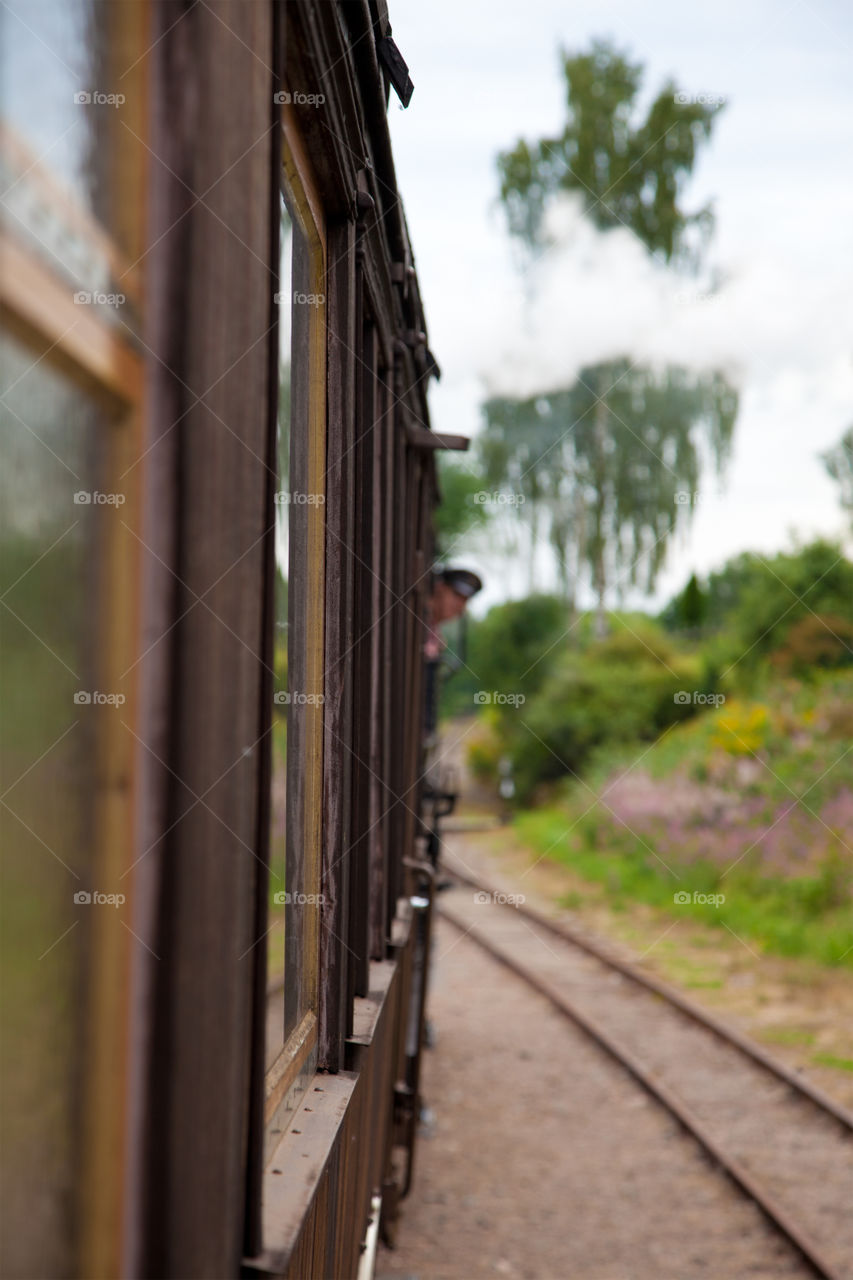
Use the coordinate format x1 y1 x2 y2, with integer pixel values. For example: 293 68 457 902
377 30 414 108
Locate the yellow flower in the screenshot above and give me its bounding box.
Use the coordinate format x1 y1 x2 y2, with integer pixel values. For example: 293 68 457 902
711 700 770 755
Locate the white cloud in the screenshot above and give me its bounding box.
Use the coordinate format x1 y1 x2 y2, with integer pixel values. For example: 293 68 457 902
390 0 853 609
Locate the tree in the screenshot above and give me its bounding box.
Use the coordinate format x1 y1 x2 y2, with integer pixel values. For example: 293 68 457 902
481 360 737 633
497 38 723 264
707 541 853 662
468 594 569 702
433 453 491 557
821 426 853 527
660 571 708 633
679 573 707 630
660 542 853 678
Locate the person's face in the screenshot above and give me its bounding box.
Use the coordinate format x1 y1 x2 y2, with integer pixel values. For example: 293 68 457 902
432 580 468 624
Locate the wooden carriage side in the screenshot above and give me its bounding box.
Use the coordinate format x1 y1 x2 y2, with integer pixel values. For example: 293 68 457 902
1 1 447 1276
134 1 444 1275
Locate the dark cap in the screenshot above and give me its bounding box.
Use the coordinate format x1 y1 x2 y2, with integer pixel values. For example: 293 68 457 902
440 567 483 599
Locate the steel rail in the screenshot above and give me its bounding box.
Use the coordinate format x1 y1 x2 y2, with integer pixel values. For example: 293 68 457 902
438 898 847 1280
445 858 853 1132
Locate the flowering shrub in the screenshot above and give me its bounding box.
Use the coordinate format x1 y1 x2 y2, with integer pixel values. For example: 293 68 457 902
710 700 770 755
517 671 853 965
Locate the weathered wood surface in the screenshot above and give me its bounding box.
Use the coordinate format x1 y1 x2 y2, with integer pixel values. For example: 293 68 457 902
137 2 276 1274
320 215 357 1070
133 0 441 1273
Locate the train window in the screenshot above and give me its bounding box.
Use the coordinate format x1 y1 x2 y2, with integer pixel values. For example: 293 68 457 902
0 3 145 1275
1 331 109 1279
264 106 327 1145
266 198 292 1063
5 2 445 1272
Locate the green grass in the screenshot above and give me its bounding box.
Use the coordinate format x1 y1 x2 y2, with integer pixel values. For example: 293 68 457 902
761 1028 816 1047
516 805 853 968
508 671 853 969
811 1052 853 1073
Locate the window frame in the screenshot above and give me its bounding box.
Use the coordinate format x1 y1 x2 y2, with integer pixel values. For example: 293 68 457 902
0 92 145 1280
263 100 327 1155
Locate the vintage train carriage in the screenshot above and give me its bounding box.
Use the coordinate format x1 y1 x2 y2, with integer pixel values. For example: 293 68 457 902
0 1 455 1275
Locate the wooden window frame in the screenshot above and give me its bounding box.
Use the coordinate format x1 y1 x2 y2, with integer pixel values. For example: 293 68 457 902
263 101 327 1155
0 115 145 1280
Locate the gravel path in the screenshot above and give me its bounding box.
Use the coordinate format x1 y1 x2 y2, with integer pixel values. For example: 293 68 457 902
377 916 812 1280
439 880 853 1277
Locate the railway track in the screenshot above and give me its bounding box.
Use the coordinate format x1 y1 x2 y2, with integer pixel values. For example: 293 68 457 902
438 857 853 1280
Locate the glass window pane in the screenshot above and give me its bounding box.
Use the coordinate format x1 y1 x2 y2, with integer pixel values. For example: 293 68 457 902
266 199 292 1065
0 330 116 1278
1 0 144 333
264 151 326 1089
1 0 99 214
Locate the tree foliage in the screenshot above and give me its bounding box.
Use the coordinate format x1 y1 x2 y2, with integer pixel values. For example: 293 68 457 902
480 360 738 620
769 614 853 677
660 571 708 632
469 594 569 702
502 620 702 800
661 541 853 678
433 453 491 557
497 39 723 263
821 426 853 526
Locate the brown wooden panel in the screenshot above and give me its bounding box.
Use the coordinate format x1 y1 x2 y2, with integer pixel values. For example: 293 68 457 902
405 422 470 451
244 955 406 1280
367 338 388 962
386 404 409 923
134 2 276 1274
348 293 375 999
377 368 395 947
319 215 357 1070
244 0 287 1249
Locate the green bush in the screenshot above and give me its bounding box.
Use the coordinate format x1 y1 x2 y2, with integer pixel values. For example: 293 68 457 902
466 713 505 785
507 620 706 800
769 613 853 676
662 541 853 664
440 593 569 719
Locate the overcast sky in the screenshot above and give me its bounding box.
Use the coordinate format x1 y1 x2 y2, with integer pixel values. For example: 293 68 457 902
387 0 853 613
